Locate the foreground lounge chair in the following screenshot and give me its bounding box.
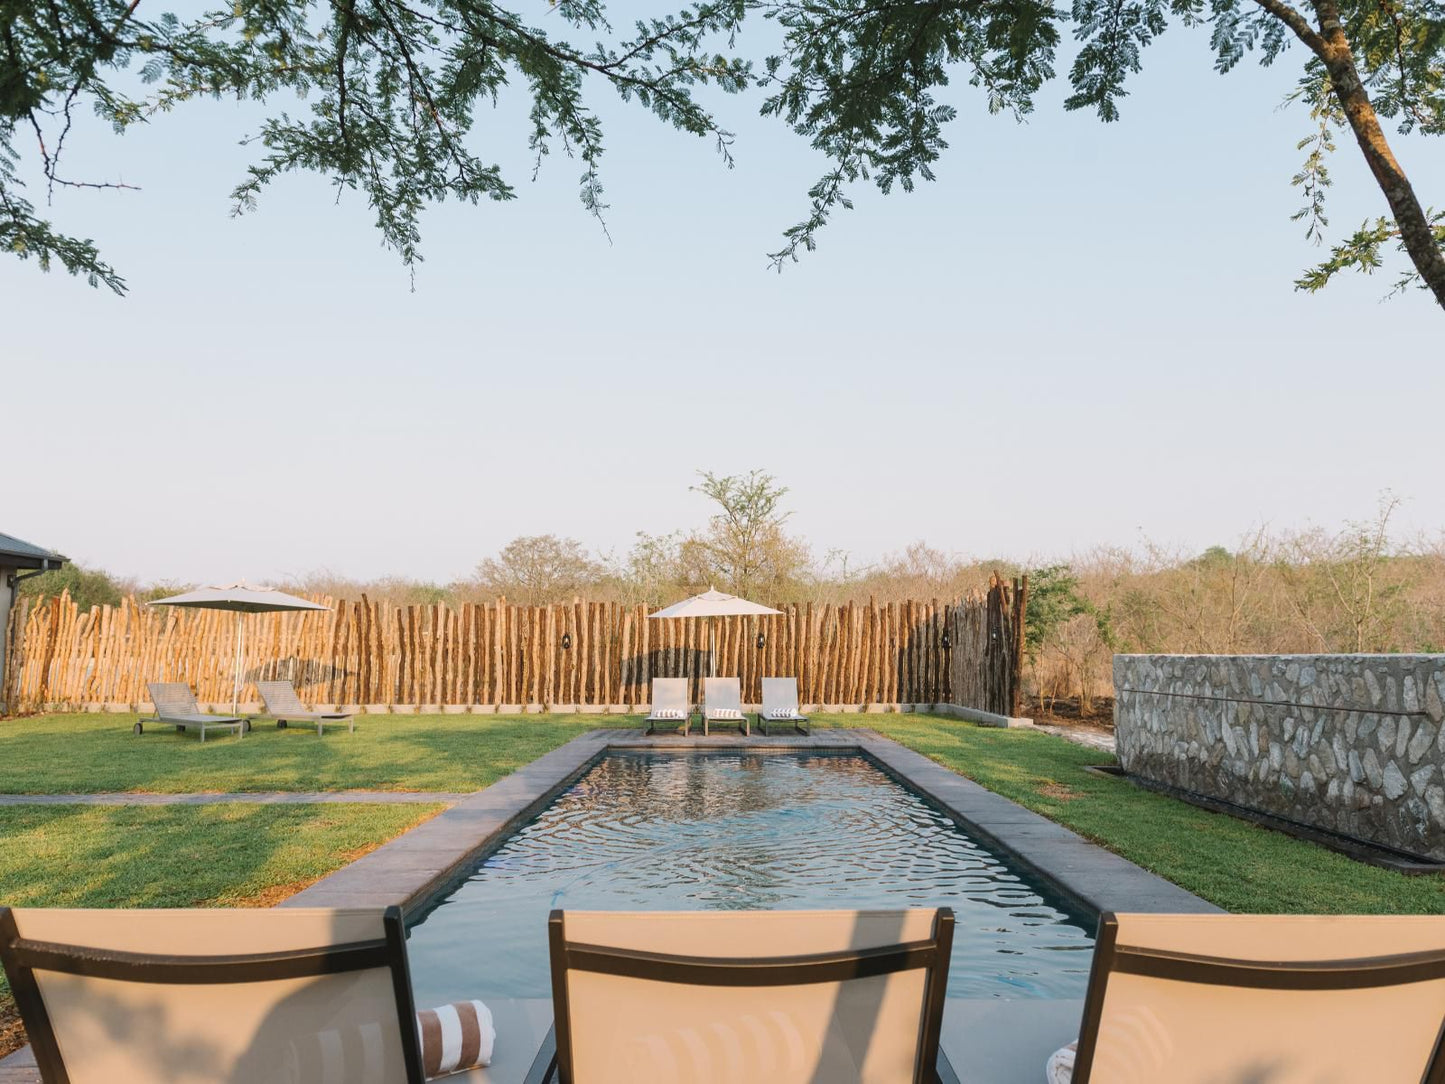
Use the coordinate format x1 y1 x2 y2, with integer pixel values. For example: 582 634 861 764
758 676 810 735
0 905 430 1083
139 681 248 741
1049 911 1445 1083
258 679 355 734
644 677 691 736
701 676 748 736
533 908 958 1084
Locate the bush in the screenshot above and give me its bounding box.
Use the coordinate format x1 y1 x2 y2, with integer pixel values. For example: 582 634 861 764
16 565 127 612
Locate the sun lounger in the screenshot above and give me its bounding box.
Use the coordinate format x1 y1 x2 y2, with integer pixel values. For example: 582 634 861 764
258 680 355 734
1049 911 1445 1083
702 676 748 736
139 681 248 741
0 905 431 1083
644 677 691 736
758 676 810 735
530 907 958 1084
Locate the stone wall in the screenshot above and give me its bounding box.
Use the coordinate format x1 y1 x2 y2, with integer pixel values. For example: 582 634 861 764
1114 654 1445 861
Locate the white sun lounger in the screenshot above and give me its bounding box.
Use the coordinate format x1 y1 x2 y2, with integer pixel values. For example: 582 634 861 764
257 680 355 734
702 676 748 736
644 677 691 736
139 682 248 741
759 676 810 735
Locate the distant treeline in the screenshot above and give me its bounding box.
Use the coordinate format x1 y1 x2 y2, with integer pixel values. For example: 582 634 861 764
19 483 1443 709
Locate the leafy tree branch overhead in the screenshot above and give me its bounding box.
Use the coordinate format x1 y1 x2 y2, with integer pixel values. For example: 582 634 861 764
2 0 1441 305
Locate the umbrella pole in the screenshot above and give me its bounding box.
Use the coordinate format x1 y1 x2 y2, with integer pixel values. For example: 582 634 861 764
710 618 716 678
232 612 244 717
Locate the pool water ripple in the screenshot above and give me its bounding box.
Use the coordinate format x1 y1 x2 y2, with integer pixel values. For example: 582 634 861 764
406 752 1094 1003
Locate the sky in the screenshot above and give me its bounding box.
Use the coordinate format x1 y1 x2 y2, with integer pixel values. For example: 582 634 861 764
4 7 1443 587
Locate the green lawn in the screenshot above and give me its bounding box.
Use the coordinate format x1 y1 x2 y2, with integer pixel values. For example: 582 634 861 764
0 712 629 793
819 714 1445 915
3 712 1443 916
0 802 442 908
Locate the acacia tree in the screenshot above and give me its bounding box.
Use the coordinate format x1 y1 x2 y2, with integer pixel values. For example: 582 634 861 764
3 0 1442 304
474 534 602 605
689 469 810 596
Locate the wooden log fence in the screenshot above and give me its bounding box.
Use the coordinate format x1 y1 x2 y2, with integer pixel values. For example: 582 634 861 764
3 587 1026 715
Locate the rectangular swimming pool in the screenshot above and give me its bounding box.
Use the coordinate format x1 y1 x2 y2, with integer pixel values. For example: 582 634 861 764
405 751 1095 1005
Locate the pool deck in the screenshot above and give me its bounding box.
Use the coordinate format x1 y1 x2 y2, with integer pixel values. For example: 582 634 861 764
0 727 1217 1083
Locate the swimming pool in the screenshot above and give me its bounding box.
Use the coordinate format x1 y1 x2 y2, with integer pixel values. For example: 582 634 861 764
405 751 1095 1004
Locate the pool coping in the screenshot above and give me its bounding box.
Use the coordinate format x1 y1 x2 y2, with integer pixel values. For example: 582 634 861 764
280 727 1219 918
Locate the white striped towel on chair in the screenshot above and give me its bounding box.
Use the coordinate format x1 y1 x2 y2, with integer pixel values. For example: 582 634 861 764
419 1000 496 1078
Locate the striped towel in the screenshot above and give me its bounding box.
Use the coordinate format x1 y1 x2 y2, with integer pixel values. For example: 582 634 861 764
712 708 742 719
769 707 798 718
653 708 683 719
1046 1040 1077 1084
419 1000 495 1078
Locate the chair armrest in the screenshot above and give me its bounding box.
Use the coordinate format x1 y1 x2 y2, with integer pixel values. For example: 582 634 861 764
935 1045 961 1084
521 1024 558 1084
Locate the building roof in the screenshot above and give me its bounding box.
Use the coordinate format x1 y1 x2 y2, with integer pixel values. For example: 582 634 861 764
0 532 67 571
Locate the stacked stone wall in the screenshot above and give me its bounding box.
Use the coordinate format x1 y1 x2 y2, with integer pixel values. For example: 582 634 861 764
1115 655 1445 861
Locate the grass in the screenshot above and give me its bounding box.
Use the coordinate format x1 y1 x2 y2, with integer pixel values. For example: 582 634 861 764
817 714 1445 915
0 800 441 1053
4 711 1444 914
0 802 442 908
0 712 630 793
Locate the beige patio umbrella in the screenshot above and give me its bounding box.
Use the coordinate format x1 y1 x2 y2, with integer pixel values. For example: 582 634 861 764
648 588 781 677
148 583 330 715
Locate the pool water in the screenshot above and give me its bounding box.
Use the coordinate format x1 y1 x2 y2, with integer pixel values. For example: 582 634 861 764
406 752 1095 1004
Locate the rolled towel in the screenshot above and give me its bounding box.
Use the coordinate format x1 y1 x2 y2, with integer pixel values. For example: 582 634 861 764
714 708 742 719
418 1000 495 1079
1045 1040 1077 1084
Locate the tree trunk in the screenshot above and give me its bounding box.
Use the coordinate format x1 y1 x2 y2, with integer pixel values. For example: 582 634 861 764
1309 0 1445 308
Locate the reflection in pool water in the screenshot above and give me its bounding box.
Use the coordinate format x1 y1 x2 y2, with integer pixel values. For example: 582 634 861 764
406 752 1094 1003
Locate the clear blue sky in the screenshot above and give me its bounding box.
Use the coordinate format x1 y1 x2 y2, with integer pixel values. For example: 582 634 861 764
5 11 1442 586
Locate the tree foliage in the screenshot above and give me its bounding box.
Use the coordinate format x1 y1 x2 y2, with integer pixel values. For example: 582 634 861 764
474 533 603 605
1022 564 1113 659
687 469 811 597
3 0 1443 301
15 564 126 612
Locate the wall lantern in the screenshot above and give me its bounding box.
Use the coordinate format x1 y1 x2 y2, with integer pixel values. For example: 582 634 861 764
756 632 767 650
561 632 573 651
940 630 952 651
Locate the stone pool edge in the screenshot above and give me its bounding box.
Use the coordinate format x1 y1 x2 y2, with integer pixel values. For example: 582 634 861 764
281 728 1219 918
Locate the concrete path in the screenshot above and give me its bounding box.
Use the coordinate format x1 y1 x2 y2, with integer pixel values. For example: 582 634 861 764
1034 721 1116 754
0 791 468 806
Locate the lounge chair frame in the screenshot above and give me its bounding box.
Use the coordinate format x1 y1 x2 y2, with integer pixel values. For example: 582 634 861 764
138 681 247 742
701 676 749 737
0 904 428 1084
1070 911 1445 1084
532 907 958 1084
257 680 355 735
758 676 810 735
643 678 692 736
